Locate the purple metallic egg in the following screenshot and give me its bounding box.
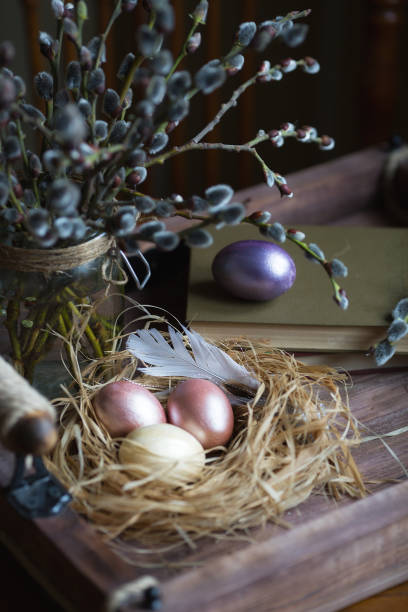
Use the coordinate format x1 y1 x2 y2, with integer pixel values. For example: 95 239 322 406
212 240 296 301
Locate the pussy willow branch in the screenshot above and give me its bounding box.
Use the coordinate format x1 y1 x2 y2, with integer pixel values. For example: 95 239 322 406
166 16 202 80
191 60 305 144
119 12 158 104
15 118 29 170
12 104 54 142
6 167 24 214
53 20 64 98
119 57 144 104
286 233 344 304
89 118 144 207
95 0 123 70
145 134 268 168
222 9 310 65
5 296 22 368
181 8 311 134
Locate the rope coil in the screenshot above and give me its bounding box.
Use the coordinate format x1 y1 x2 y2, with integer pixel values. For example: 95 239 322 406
0 356 56 454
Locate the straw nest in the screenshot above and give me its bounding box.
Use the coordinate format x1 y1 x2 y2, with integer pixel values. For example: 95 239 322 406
48 333 365 562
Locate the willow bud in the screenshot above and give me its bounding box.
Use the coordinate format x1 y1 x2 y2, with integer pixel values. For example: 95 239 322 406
0 41 15 67
187 32 201 54
192 1 208 24
34 71 54 100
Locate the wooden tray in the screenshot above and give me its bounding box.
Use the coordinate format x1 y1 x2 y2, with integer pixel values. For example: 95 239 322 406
1 370 407 611
1 145 407 611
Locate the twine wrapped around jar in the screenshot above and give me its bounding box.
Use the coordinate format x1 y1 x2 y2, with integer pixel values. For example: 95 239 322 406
0 233 114 273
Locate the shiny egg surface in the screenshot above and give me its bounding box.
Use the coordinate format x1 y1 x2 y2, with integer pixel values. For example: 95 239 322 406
119 423 205 482
212 239 296 301
167 379 234 449
93 380 166 437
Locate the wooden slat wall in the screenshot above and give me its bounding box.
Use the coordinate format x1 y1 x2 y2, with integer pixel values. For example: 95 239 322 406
19 1 408 194
238 0 256 189
99 0 117 90
20 0 42 105
360 0 407 145
203 1 222 187
170 0 187 195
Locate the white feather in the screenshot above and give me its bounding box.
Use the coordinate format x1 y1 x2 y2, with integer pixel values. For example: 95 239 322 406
126 326 259 391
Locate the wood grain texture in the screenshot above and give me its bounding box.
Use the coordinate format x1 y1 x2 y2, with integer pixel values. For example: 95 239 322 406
20 0 43 107
162 144 390 238
344 582 408 612
99 0 117 90
0 450 139 611
234 145 389 225
161 483 408 612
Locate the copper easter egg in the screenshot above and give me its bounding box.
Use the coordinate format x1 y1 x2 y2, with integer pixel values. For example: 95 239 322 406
93 380 166 437
167 379 234 449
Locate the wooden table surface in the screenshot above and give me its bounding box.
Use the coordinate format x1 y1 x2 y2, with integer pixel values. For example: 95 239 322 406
1 146 407 611
1 549 407 612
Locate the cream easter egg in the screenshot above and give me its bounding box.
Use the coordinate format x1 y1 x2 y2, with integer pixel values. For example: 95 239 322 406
119 423 205 482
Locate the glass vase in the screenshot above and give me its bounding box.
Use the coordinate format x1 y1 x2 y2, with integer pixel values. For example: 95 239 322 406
0 235 123 395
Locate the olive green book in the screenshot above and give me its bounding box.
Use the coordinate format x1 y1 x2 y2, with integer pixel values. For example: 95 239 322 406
186 224 408 353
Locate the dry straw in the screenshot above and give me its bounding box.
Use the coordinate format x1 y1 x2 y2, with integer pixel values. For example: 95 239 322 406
48 327 365 565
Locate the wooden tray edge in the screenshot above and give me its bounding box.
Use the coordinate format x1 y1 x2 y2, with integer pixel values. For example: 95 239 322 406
161 480 408 611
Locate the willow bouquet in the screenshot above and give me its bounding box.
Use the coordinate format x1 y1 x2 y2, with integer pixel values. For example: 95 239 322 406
0 0 359 379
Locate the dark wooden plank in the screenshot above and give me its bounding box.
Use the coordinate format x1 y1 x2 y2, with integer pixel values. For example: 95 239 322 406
234 145 390 225
0 450 139 611
345 582 408 612
163 145 391 237
161 481 408 612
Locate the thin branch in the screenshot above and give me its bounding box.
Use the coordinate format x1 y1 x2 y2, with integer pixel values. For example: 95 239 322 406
95 0 123 70
244 217 347 306
191 60 304 144
53 20 64 100
119 11 158 104
12 104 55 142
145 133 267 168
167 19 201 80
